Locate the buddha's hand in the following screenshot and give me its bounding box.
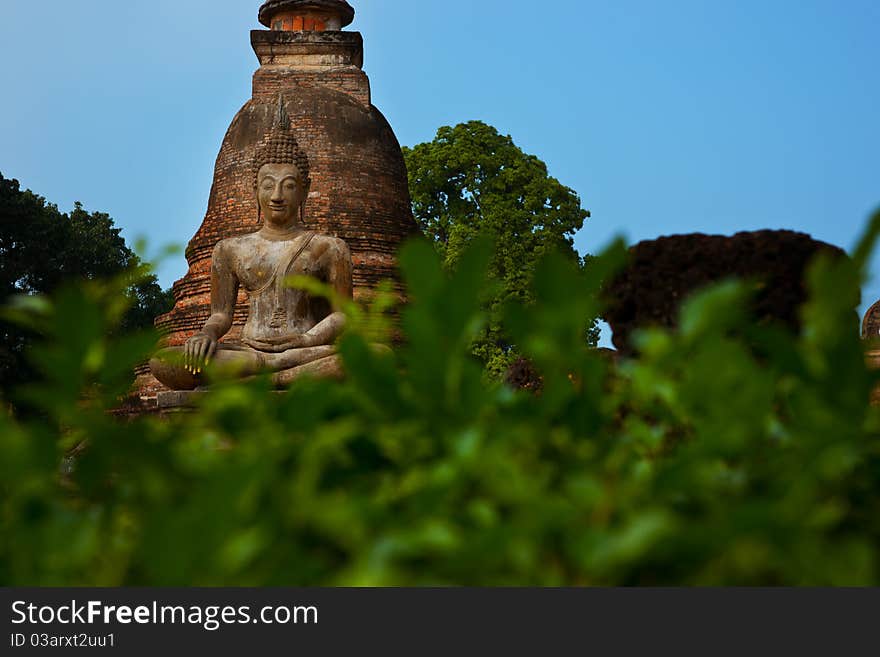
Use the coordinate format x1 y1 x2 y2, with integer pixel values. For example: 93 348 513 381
242 333 318 352
184 332 218 375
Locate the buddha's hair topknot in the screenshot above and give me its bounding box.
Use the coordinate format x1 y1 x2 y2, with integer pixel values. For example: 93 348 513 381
253 94 311 188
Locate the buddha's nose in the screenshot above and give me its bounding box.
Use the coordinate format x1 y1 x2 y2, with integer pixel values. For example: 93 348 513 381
272 183 285 203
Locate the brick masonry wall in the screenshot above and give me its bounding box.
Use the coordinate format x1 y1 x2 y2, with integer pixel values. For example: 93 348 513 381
133 33 419 400
271 11 331 31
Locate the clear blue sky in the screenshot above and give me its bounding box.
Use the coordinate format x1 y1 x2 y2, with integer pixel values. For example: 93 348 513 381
1 1 878 328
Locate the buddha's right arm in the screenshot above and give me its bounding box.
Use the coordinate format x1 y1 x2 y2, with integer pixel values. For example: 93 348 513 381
200 244 239 341
183 244 239 371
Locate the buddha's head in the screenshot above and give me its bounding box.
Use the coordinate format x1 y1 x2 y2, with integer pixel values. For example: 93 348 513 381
254 95 311 227
257 162 309 227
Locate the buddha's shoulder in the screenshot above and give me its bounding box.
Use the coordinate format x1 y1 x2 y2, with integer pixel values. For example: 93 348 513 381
212 233 260 255
310 233 351 257
211 231 349 257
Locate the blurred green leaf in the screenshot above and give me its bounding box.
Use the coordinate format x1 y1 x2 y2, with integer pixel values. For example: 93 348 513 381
2 210 880 586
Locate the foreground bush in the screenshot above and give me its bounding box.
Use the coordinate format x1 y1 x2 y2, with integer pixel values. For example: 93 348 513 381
1 212 879 586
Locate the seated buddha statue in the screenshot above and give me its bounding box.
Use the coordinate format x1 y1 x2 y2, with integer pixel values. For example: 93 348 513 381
150 98 352 390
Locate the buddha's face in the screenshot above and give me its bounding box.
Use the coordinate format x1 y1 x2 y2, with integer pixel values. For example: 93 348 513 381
257 163 308 227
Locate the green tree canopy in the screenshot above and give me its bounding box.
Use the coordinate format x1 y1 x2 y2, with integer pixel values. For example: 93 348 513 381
403 121 593 374
0 172 173 395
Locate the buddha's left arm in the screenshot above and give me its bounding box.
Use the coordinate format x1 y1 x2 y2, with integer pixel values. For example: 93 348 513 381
302 239 353 346
327 238 354 305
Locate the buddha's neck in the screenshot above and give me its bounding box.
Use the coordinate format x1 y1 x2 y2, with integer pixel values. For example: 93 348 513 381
259 222 305 240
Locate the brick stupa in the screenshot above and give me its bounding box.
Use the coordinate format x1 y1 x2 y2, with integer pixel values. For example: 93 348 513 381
134 0 417 402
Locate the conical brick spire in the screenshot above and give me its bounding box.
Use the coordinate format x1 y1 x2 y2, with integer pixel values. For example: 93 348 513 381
132 0 417 405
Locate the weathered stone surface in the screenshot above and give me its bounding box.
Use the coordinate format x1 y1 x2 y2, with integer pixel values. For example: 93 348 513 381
157 391 206 409
251 30 363 69
603 230 848 354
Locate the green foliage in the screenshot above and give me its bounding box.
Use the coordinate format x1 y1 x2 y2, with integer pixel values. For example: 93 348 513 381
0 173 173 397
2 210 880 586
403 122 594 376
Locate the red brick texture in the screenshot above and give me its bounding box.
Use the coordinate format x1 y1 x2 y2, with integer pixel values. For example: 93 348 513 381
272 12 328 31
